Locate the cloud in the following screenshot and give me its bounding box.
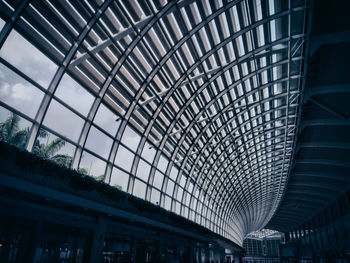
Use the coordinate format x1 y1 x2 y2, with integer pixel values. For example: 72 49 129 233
0 68 5 79
0 82 10 97
0 80 43 117
11 83 35 101
0 30 58 88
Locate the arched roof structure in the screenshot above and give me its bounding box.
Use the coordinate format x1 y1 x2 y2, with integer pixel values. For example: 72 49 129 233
0 0 310 245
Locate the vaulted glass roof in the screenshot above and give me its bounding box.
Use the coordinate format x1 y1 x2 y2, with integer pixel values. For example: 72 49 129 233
0 0 309 245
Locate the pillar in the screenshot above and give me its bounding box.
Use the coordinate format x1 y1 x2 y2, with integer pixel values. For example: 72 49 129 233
88 217 106 263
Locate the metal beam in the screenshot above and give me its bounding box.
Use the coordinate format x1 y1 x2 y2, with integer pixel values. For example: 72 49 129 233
286 189 333 200
292 171 350 182
310 30 350 56
299 119 350 131
295 159 350 168
303 84 350 102
69 0 198 67
139 67 221 106
309 97 349 121
288 181 344 192
70 16 153 67
296 142 350 152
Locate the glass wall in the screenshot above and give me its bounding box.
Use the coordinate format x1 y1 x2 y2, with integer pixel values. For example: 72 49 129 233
0 0 309 245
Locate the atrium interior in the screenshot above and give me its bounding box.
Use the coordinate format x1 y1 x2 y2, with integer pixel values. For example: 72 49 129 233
0 0 349 262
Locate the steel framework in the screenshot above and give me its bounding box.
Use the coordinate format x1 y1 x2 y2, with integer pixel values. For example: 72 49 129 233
0 0 309 245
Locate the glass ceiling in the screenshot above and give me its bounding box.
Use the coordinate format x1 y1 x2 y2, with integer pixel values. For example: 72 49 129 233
0 0 309 245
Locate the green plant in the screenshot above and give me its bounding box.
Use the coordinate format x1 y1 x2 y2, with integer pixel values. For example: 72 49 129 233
113 184 122 191
0 113 29 149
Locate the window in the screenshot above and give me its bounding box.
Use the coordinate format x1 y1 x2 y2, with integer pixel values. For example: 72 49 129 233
0 18 5 31
115 145 135 172
151 188 160 205
0 106 32 149
153 170 164 190
133 179 146 199
180 174 187 188
110 167 129 192
0 30 57 88
176 187 184 202
141 141 156 164
164 195 172 210
157 154 168 173
79 151 106 180
121 125 140 152
166 179 175 196
34 128 75 168
0 63 44 118
170 166 178 181
85 126 113 159
55 74 94 116
136 159 151 182
43 99 84 142
94 103 121 136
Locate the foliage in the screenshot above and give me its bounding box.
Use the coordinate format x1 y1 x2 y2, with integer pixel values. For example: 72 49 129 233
32 131 66 160
113 184 122 191
0 113 29 149
50 154 72 168
0 113 71 169
77 167 88 175
95 174 105 181
0 140 213 237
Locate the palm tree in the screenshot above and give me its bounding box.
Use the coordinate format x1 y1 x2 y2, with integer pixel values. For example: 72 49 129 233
0 113 92 174
0 113 69 164
0 113 29 149
32 134 66 160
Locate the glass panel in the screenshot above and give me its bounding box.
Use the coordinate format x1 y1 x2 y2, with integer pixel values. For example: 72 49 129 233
166 179 175 196
110 167 129 192
151 188 160 205
188 181 194 193
0 18 5 31
185 192 191 206
79 151 106 180
55 74 94 116
0 106 32 149
94 103 120 136
114 145 134 172
136 159 151 182
164 195 171 210
85 126 113 159
0 63 44 118
43 99 84 142
177 187 184 202
170 166 178 181
184 206 189 218
120 125 140 152
141 141 156 164
133 178 146 199
180 174 187 188
33 128 75 168
0 30 57 88
153 170 164 190
175 201 181 214
157 154 168 173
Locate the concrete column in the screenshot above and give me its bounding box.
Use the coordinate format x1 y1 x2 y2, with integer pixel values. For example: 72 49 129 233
156 232 164 263
88 217 106 263
187 240 196 263
131 236 137 263
307 222 312 246
336 199 347 250
27 220 42 263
